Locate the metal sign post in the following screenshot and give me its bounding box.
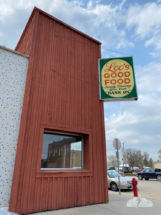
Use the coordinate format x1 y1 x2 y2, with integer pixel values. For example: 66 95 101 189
123 142 125 176
116 139 121 195
113 138 121 195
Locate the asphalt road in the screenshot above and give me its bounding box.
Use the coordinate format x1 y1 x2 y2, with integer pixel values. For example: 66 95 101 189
137 178 161 199
108 176 161 199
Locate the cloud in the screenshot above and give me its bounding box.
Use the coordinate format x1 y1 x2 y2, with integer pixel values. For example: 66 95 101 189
0 0 160 160
125 2 161 57
1 0 161 56
0 0 133 50
145 36 161 58
0 1 14 22
136 62 161 94
46 0 133 50
126 2 161 39
105 62 161 160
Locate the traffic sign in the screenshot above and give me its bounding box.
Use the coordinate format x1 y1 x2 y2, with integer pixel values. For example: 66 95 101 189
113 138 121 150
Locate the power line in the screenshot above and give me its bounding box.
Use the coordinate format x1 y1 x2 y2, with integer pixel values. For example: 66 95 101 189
104 48 131 56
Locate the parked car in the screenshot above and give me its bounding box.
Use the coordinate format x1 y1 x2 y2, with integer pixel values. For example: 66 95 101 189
107 167 115 170
122 167 133 173
115 169 124 176
107 170 132 191
131 167 139 172
137 168 161 181
134 168 144 173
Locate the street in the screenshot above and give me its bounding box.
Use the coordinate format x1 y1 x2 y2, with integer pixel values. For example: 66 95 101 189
108 176 161 199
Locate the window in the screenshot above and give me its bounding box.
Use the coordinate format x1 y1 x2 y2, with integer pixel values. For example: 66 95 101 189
150 168 155 173
144 169 150 173
41 131 83 169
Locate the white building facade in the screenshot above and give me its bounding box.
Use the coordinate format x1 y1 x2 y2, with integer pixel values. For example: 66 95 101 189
0 46 29 208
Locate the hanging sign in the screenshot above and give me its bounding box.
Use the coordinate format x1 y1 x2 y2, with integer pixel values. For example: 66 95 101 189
99 56 138 101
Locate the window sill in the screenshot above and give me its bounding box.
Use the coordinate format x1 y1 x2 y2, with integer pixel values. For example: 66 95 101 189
36 169 93 178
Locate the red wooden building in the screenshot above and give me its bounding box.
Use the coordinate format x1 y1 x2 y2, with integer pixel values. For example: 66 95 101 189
9 7 108 214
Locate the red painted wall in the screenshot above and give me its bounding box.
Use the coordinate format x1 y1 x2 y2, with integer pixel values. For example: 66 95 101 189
9 7 108 214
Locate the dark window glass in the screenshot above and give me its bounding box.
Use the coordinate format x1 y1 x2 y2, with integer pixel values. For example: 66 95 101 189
41 132 83 169
150 168 155 173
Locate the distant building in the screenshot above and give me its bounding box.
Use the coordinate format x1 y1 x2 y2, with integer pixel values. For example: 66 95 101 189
153 161 161 168
45 137 82 168
70 150 82 168
47 138 72 168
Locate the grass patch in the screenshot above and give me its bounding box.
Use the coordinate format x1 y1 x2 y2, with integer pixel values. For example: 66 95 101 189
124 173 136 176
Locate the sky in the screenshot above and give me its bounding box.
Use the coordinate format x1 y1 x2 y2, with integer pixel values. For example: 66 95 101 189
1 0 161 161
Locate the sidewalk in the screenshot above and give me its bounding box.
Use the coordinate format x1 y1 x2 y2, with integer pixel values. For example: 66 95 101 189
28 193 160 215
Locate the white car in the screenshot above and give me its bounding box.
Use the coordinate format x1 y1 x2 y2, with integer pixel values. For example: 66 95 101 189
107 170 133 191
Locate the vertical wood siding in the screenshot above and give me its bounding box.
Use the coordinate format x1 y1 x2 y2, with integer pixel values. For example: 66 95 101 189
16 13 36 56
9 9 108 215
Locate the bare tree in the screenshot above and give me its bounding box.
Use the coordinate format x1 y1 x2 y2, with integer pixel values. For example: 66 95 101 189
135 150 143 167
142 152 149 166
143 152 149 160
125 148 143 168
107 155 120 167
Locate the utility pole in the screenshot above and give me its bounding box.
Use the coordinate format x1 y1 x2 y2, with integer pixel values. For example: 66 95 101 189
123 142 125 176
113 138 121 195
116 139 121 195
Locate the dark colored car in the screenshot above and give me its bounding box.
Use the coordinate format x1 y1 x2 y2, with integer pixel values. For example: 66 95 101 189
137 168 161 181
107 167 115 170
122 167 133 173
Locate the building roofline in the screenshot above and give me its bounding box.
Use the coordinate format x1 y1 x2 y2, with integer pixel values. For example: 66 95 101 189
0 45 29 58
153 161 161 164
34 7 102 45
15 8 36 50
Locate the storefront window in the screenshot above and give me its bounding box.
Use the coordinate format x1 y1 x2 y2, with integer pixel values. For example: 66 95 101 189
41 131 83 169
